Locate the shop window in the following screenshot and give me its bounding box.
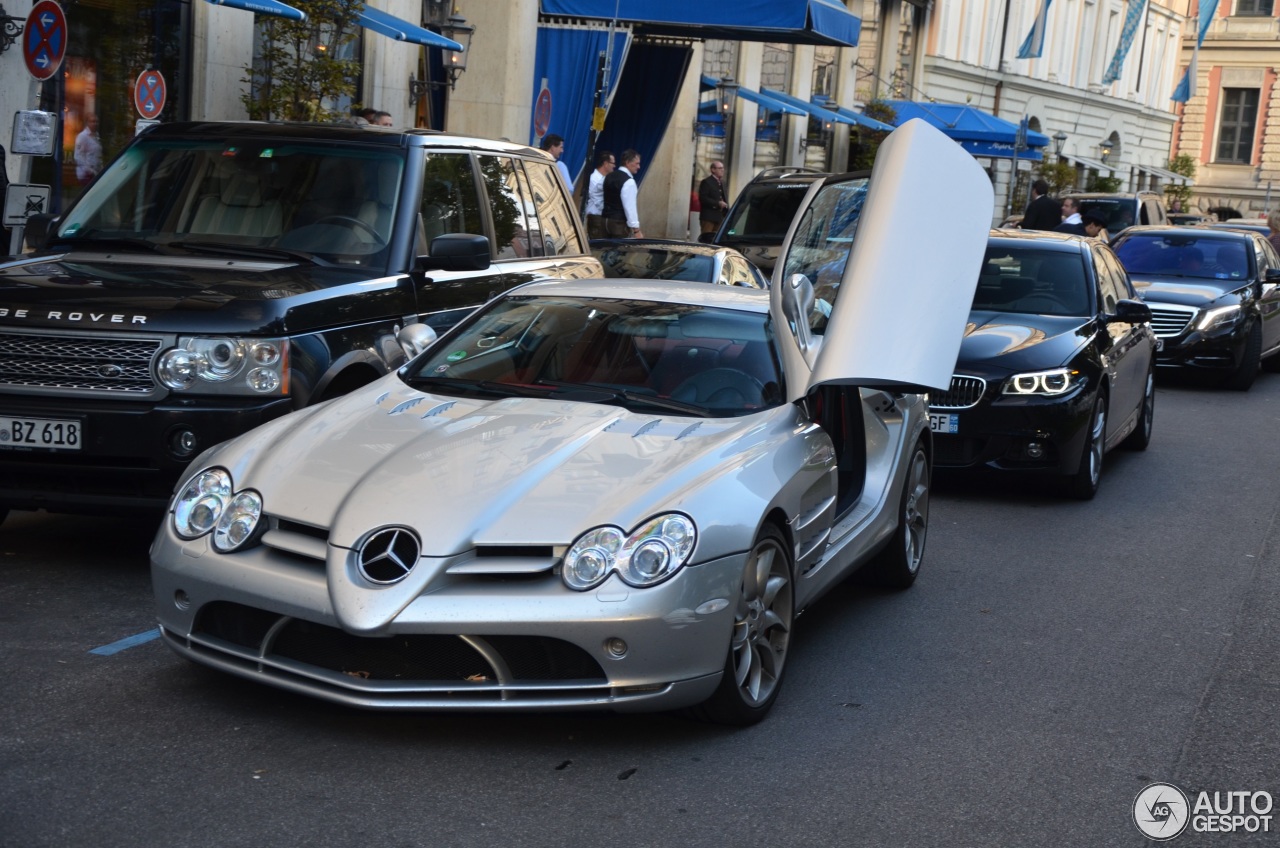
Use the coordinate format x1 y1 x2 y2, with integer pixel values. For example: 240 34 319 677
1216 88 1260 164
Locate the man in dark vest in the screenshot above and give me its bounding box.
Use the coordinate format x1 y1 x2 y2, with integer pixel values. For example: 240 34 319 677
602 149 643 238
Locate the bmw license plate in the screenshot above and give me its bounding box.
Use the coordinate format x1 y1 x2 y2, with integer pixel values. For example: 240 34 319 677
0 416 83 451
928 413 958 434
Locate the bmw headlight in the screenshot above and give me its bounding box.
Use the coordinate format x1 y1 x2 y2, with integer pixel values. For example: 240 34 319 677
562 514 697 591
1197 304 1242 333
157 337 289 396
172 467 265 551
1002 367 1079 396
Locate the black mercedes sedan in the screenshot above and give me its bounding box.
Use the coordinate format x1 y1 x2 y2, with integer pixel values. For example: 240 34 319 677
930 230 1156 499
1111 225 1280 390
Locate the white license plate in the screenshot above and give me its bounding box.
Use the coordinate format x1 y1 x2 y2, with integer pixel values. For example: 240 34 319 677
1155 338 1164 352
0 416 83 451
929 413 959 434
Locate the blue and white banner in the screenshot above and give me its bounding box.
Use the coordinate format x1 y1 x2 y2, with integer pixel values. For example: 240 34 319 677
1017 0 1053 59
1101 0 1147 85
1171 0 1220 103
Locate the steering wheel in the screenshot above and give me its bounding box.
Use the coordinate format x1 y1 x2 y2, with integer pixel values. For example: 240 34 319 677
311 215 385 244
670 368 766 407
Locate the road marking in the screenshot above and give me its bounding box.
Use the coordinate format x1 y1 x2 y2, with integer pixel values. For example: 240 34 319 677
89 628 161 656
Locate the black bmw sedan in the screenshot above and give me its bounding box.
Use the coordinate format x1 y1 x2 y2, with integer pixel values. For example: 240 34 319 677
1110 225 1280 390
930 230 1156 499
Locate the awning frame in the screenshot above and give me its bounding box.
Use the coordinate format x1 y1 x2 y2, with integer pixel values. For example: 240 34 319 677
202 0 306 22
1066 153 1115 176
1140 164 1194 186
357 6 464 51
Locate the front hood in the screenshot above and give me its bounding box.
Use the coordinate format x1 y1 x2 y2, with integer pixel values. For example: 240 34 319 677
0 251 390 333
955 311 1092 373
1131 276 1241 308
213 378 771 554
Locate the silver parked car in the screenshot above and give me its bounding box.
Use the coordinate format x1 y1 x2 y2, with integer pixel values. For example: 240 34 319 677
149 120 993 724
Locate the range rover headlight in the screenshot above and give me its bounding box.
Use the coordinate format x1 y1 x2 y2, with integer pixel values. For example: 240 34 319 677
1197 304 1242 333
1002 368 1078 396
212 490 264 552
562 513 697 591
158 337 289 395
172 468 233 539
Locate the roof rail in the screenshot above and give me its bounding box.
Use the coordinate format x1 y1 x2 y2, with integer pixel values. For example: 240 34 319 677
752 165 826 180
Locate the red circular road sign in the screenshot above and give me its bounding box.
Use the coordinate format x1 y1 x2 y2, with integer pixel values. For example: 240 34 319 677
134 69 167 120
533 88 553 139
23 0 68 82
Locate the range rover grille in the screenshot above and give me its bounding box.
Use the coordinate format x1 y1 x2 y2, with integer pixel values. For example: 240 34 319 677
0 331 161 394
930 375 987 409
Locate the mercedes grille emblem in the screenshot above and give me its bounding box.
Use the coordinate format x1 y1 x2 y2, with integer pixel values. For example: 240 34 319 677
357 527 421 584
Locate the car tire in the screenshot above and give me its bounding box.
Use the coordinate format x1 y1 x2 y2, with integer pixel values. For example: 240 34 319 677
1065 391 1107 500
1120 367 1155 451
863 440 930 590
1224 322 1262 391
688 523 794 726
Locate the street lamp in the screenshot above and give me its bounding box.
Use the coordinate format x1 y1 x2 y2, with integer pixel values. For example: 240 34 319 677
1099 138 1114 164
715 77 740 116
408 11 475 106
1053 130 1067 160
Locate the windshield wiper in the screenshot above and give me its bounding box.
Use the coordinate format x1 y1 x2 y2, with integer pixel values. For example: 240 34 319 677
57 235 166 253
169 240 326 266
536 379 707 415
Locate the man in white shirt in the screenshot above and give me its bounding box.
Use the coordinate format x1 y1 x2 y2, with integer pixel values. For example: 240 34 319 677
584 150 614 239
540 134 573 192
74 114 103 184
602 149 643 238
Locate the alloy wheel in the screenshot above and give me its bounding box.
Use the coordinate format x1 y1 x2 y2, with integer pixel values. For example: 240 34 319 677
731 536 793 707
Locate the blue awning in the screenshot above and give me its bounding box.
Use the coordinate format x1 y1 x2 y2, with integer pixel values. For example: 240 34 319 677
884 101 1050 159
700 76 809 117
810 95 895 131
540 0 860 46
357 6 464 51
202 0 305 22
760 87 891 131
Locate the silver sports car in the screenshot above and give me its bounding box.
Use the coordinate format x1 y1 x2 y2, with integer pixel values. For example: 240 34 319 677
150 120 993 724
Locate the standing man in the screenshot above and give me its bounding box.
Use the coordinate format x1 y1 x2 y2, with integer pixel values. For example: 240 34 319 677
697 161 728 243
541 134 573 191
74 114 103 185
1054 197 1086 235
1020 178 1061 230
603 149 643 239
584 150 615 239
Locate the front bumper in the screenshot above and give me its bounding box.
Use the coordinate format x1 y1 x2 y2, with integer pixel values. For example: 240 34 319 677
930 387 1093 475
151 524 744 713
0 395 293 514
1155 325 1248 371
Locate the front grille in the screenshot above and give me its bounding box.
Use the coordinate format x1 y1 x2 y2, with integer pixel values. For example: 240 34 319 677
192 601 607 684
1147 306 1196 338
930 375 987 409
0 330 161 394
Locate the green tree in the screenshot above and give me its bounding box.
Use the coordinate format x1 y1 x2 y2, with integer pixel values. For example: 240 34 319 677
847 100 896 171
1086 174 1123 193
241 0 364 122
1034 160 1078 197
1164 154 1197 211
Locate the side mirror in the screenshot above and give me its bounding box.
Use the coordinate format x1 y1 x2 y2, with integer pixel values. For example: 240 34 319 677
1265 268 1280 283
417 233 491 272
397 322 438 360
23 213 59 251
1110 298 1152 324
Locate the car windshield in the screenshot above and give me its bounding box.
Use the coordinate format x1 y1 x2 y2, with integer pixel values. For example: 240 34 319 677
973 247 1092 316
1113 234 1251 281
405 295 785 417
722 183 811 242
56 138 404 270
1076 198 1137 232
594 245 715 282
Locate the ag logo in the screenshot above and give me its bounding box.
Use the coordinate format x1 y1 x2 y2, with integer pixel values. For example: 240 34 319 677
1134 782 1190 841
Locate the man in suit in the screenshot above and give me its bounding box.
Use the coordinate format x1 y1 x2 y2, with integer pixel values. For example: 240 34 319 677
697 161 728 243
1020 179 1061 230
602 149 643 238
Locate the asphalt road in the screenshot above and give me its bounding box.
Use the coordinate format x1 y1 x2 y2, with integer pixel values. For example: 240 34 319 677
3 370 1280 847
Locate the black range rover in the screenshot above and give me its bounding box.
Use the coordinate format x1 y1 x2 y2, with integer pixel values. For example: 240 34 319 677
0 122 603 523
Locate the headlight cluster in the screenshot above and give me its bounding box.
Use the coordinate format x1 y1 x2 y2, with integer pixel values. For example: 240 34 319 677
1197 304 1243 334
562 514 696 591
172 467 264 552
1002 367 1079 396
157 337 289 396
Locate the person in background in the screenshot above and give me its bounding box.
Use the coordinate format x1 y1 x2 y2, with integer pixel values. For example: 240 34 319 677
1082 212 1108 242
73 113 103 185
540 134 573 191
584 150 614 239
1020 178 1061 230
697 161 728 243
1054 197 1086 235
371 111 393 127
603 149 643 239
1267 210 1280 255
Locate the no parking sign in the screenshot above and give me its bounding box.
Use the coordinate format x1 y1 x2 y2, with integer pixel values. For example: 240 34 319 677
134 69 166 120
